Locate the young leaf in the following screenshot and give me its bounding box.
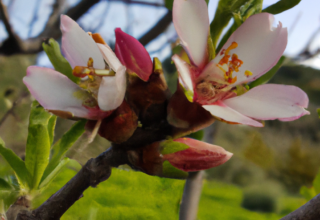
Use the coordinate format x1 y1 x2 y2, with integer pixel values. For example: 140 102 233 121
42 38 79 83
39 158 70 190
47 115 57 145
210 0 250 48
160 140 189 155
249 56 286 89
42 119 86 181
25 101 52 189
187 130 204 141
0 138 30 187
262 0 301 15
0 178 12 190
162 161 188 179
300 186 316 201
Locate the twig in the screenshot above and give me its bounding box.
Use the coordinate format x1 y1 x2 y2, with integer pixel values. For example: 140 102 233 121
0 92 29 127
16 147 128 220
280 193 320 220
139 10 172 46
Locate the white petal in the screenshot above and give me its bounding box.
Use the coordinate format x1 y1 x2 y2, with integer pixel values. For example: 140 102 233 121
60 15 105 69
172 54 194 94
203 101 263 127
173 0 209 67
23 66 89 118
223 84 309 121
214 13 287 85
97 43 123 72
98 66 126 111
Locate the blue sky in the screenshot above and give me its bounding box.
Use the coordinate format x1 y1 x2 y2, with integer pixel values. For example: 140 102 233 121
1 0 320 66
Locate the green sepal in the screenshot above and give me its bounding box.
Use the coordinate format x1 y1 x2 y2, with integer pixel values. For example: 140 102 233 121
41 119 86 182
25 101 53 190
0 137 30 189
162 161 188 179
42 38 79 83
262 0 301 15
180 84 194 103
160 139 189 155
249 56 286 89
187 130 204 141
153 57 163 74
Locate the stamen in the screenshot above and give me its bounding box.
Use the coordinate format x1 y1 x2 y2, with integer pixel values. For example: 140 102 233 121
245 70 253 77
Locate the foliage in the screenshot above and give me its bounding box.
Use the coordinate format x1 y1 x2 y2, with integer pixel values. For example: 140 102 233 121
300 169 320 201
262 0 301 14
0 101 85 206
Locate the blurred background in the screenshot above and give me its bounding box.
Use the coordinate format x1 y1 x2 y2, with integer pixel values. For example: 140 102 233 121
0 0 320 219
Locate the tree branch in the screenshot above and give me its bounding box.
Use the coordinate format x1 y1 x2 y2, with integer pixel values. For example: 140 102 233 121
0 0 100 55
16 147 128 220
139 10 172 46
281 193 320 220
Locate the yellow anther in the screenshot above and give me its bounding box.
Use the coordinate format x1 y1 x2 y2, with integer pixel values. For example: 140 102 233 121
245 70 253 77
225 42 238 55
87 57 94 67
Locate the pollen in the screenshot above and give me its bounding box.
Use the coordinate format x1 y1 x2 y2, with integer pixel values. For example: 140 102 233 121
218 41 243 84
245 70 253 77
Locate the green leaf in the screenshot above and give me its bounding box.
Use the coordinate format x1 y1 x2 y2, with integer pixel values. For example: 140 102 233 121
249 56 286 89
39 158 70 189
300 186 316 201
210 0 249 49
188 130 204 141
0 178 12 190
263 0 301 15
25 101 53 189
42 38 79 83
162 161 188 179
47 115 57 145
0 138 30 187
317 109 320 118
160 139 189 155
42 119 86 182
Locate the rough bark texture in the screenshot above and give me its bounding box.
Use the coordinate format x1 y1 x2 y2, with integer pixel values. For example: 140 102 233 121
280 193 320 220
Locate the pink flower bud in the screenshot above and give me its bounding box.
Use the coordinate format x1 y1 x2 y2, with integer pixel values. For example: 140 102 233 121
115 28 153 81
162 138 233 172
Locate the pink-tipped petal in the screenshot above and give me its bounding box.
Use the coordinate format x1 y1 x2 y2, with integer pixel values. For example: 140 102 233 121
203 101 263 127
60 15 105 69
173 0 209 68
23 66 90 118
163 137 233 172
214 13 287 85
98 66 126 111
115 28 152 81
172 54 194 94
96 43 123 72
223 84 309 121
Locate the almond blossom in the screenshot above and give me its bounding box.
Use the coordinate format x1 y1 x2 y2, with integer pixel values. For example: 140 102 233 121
23 15 126 120
172 0 309 127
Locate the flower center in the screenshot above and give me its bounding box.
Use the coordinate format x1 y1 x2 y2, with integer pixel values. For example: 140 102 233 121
196 81 216 100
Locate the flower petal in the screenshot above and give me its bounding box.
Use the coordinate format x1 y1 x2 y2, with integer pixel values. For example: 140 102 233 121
60 15 105 69
214 13 287 85
115 28 152 81
223 84 309 121
173 0 209 67
172 54 194 94
163 137 233 172
203 101 263 127
96 43 123 72
23 66 90 118
98 66 126 111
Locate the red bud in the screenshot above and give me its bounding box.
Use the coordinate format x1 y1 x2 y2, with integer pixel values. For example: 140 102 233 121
115 28 153 81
